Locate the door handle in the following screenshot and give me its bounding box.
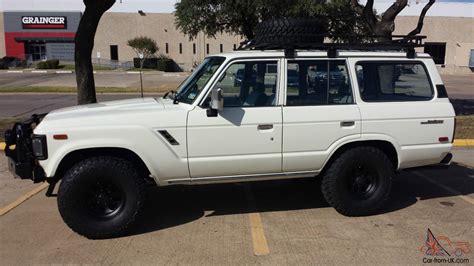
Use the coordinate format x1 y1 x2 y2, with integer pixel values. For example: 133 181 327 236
258 124 273 130
340 121 355 127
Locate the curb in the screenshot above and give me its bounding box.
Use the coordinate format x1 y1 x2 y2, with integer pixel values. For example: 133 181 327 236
55 70 73 74
453 139 474 147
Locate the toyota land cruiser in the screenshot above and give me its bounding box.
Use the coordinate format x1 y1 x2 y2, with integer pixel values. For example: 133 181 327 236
4 33 455 239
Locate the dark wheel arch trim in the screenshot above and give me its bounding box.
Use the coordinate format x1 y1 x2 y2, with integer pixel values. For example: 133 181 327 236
322 140 399 173
54 147 152 180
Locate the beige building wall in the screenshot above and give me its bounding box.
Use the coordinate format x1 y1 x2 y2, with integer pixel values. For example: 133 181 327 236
0 12 6 57
94 13 241 71
93 13 473 73
395 16 474 74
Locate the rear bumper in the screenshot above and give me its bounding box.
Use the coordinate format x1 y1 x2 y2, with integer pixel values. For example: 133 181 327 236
405 152 453 171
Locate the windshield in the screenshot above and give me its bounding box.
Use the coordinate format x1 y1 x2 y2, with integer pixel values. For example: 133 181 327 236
174 57 225 104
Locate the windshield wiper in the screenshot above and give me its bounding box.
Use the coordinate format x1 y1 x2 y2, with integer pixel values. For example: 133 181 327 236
163 90 176 100
163 90 181 104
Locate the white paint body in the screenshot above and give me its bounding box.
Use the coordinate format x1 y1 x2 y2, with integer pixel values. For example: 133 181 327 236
33 51 455 186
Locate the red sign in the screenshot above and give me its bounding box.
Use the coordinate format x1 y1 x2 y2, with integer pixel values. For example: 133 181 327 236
22 16 67 29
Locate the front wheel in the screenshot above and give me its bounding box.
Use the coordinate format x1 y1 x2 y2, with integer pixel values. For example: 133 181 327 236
321 146 393 216
58 156 146 239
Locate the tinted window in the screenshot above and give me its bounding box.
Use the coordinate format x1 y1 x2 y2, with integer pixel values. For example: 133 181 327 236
213 61 278 107
356 62 433 102
286 60 353 106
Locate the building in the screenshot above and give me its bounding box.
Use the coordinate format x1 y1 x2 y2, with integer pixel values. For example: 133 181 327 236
1 11 80 62
0 0 473 73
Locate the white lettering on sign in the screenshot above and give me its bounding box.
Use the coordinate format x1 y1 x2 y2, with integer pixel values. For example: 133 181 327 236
21 16 67 29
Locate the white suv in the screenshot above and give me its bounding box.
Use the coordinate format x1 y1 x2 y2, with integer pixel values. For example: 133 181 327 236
5 50 455 239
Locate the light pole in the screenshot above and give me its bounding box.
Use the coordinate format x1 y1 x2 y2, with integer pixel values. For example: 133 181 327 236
139 53 144 98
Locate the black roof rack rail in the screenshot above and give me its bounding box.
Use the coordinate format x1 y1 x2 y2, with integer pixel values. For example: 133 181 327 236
237 34 426 59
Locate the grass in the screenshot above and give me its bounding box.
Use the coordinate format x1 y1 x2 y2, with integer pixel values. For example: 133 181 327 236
0 86 174 94
59 64 115 71
128 68 161 72
455 115 474 139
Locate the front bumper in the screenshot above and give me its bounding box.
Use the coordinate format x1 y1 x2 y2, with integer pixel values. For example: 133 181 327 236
4 114 47 182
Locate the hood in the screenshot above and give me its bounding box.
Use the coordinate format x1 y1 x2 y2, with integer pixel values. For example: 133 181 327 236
37 97 178 130
47 97 164 118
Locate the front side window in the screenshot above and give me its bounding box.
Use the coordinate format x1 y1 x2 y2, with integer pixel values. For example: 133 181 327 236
175 57 225 104
286 60 353 106
356 62 433 102
208 61 278 107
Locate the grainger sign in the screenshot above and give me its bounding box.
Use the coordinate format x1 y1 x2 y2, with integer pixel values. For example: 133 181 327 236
21 16 67 29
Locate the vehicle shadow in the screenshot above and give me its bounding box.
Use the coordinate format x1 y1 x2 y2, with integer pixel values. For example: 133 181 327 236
127 163 474 237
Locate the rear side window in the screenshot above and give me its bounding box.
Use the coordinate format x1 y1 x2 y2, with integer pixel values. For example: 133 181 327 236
356 62 433 102
286 60 353 106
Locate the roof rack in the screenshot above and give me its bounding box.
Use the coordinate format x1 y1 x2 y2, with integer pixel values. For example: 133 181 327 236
237 35 426 59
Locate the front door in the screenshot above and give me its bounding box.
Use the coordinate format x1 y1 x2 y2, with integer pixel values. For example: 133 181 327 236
25 42 46 61
187 59 282 178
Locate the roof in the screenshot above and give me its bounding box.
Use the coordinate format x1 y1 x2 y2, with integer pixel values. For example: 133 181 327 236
211 50 432 59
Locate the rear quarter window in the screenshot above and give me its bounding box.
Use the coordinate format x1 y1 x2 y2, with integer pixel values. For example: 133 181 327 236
356 61 433 102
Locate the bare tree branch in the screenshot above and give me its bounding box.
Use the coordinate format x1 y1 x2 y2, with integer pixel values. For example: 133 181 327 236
382 0 408 22
407 0 436 36
350 0 364 15
363 0 377 28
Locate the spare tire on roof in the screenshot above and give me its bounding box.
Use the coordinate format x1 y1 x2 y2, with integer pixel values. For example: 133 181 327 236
252 18 328 49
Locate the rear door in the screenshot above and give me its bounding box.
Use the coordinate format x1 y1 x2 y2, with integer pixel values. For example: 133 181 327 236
282 59 361 172
349 58 455 168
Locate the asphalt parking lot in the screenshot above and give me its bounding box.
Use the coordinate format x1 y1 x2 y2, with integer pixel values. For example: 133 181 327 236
0 149 472 264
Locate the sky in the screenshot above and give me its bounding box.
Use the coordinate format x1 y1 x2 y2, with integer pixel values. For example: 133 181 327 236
0 0 473 17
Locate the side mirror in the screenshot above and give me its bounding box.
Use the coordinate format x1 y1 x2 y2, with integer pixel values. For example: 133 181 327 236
207 85 224 117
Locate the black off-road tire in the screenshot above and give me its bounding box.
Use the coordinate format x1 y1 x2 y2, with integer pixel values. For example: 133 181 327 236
321 147 393 216
58 156 146 239
253 18 327 48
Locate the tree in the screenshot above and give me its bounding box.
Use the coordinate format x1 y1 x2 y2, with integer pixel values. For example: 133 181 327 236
351 0 436 41
174 0 364 41
127 36 159 61
75 0 115 105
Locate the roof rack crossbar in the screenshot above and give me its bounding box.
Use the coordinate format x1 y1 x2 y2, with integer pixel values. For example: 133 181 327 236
237 34 426 58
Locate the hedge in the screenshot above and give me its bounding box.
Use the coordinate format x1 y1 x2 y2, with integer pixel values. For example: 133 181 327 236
36 59 60 69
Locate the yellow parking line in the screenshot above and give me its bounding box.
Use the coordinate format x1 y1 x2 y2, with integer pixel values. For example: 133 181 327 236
248 212 270 256
453 139 474 147
414 172 474 205
0 182 49 216
244 186 270 256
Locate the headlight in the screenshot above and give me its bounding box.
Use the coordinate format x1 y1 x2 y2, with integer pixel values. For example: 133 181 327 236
32 135 48 160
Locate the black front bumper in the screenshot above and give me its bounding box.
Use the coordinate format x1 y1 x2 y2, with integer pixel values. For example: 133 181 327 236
4 114 47 182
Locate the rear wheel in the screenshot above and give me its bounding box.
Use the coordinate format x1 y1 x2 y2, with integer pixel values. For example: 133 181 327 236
58 156 146 239
321 146 393 216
